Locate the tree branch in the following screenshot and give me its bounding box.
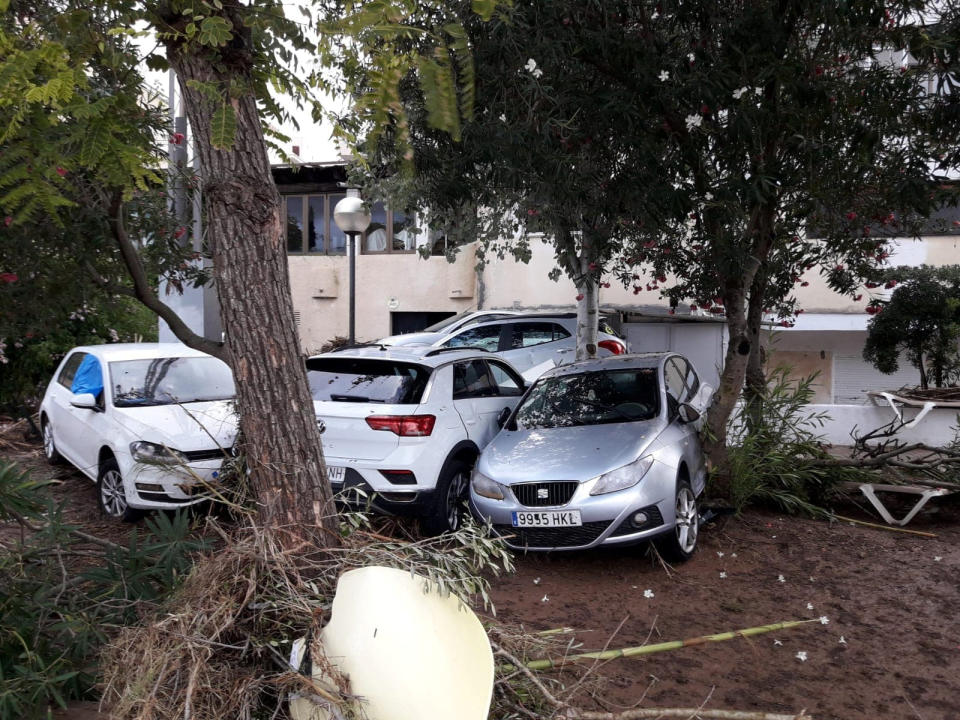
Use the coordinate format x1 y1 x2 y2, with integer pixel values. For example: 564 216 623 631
107 192 228 362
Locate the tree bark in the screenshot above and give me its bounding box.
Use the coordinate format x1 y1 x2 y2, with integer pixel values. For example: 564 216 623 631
702 207 774 496
575 258 599 361
164 27 337 547
742 269 768 436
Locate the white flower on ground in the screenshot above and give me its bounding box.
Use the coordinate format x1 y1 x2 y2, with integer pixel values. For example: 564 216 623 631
716 551 724 558
934 556 942 562
651 10 659 19
773 639 783 646
499 113 507 122
705 192 714 200
839 636 847 645
524 58 543 78
730 552 737 558
754 86 764 95
732 86 749 99
541 594 549 603
777 574 786 583
643 589 655 598
533 577 541 585
688 52 695 62
820 616 830 625
659 70 670 82
806 602 814 610
809 576 816 582
685 114 703 131
796 651 808 662
719 571 727 579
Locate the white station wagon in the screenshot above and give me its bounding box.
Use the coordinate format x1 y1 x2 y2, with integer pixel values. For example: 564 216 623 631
39 343 238 521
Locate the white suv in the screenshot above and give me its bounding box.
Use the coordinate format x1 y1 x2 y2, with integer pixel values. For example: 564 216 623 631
305 345 527 533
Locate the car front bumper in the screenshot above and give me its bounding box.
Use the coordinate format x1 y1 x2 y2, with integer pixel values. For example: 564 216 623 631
470 468 678 551
123 456 227 509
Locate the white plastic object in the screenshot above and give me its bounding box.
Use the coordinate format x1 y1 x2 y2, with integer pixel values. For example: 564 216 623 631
289 566 494 720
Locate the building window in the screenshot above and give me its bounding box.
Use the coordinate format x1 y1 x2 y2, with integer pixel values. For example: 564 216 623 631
284 194 347 255
362 201 416 254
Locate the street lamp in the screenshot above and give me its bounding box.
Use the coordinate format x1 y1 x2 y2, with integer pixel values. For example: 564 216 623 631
333 189 371 345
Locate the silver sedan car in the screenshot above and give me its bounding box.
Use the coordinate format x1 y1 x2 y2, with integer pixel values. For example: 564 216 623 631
469 353 708 560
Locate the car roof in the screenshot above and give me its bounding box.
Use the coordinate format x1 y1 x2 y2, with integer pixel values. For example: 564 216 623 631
307 344 500 368
538 352 677 379
68 343 217 363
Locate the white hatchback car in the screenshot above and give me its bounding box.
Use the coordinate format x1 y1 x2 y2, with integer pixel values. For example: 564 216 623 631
305 345 527 533
39 343 238 521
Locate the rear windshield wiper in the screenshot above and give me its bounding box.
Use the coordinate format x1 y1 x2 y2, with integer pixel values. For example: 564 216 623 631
329 394 385 403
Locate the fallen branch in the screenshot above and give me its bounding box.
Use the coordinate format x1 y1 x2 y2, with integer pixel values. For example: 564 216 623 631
504 619 819 672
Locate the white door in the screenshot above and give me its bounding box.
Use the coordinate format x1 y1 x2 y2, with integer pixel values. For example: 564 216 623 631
452 359 520 448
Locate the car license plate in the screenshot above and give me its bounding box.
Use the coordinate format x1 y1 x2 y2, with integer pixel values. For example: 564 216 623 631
511 510 582 527
327 466 345 483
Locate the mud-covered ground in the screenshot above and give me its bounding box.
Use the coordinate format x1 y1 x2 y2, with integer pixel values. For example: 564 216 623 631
4 425 958 720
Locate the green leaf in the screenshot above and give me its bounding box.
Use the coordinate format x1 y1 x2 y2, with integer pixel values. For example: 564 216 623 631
210 101 237 150
197 16 233 47
471 0 497 22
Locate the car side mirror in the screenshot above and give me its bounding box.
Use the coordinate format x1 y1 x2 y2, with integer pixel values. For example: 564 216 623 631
70 392 98 410
678 403 700 424
496 406 512 428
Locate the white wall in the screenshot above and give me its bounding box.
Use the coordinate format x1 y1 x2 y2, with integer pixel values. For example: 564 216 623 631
807 404 959 447
625 322 726 391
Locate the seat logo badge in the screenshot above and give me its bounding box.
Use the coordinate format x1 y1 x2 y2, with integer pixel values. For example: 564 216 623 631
317 419 326 435
537 488 549 499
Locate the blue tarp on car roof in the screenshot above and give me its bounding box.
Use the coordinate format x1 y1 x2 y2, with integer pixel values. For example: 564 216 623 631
71 354 103 397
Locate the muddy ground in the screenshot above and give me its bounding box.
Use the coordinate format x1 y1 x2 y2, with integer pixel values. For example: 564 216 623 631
3 425 959 720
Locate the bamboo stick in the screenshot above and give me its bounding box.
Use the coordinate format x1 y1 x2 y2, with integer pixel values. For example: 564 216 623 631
506 619 818 672
832 514 938 538
569 708 811 719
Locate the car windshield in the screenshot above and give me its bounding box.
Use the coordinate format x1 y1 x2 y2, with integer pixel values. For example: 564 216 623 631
110 357 235 407
513 368 660 429
422 311 469 333
306 357 430 404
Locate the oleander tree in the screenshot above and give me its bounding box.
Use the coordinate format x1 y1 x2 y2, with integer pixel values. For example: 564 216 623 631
346 0 954 488
0 0 497 544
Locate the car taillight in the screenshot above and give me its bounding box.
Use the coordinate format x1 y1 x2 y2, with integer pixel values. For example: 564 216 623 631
598 339 626 355
365 415 436 436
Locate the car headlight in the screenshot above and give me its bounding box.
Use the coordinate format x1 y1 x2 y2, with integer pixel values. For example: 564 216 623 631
590 456 654 496
471 469 504 500
130 441 185 465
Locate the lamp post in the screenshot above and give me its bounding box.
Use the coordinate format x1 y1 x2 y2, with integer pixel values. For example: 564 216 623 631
333 190 371 345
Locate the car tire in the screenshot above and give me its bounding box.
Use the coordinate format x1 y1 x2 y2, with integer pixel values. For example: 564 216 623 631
41 417 63 466
423 460 471 536
654 476 699 563
97 457 142 523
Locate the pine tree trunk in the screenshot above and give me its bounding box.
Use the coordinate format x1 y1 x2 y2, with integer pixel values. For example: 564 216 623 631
166 37 337 547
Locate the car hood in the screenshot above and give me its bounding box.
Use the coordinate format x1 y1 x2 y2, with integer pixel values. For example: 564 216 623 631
112 400 238 451
479 420 664 483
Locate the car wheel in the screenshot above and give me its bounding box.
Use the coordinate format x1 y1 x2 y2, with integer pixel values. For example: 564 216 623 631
41 417 63 466
97 457 142 523
655 477 699 563
423 460 471 536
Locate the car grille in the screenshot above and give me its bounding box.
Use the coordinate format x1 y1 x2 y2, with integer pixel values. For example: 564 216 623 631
181 448 231 462
511 481 579 507
493 521 612 549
